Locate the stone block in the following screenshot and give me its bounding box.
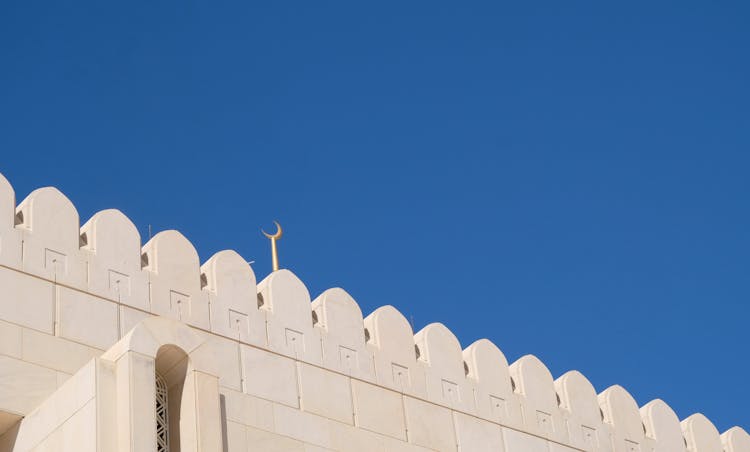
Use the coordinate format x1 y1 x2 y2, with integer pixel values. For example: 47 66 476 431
509 355 565 441
273 403 332 449
599 385 646 450
195 334 242 391
0 356 58 415
22 328 101 375
549 443 580 452
501 427 549 452
453 412 504 452
351 379 406 440
681 413 722 452
141 230 210 329
59 398 96 452
463 339 519 427
4 360 95 451
202 250 266 347
0 319 22 359
221 388 274 432
0 266 55 334
304 445 335 452
257 270 323 365
312 288 374 380
640 399 685 452
57 286 118 350
225 420 248 452
16 187 87 290
403 396 456 451
299 363 353 425
363 305 426 397
114 351 156 452
722 426 750 452
246 425 306 452
95 359 117 452
241 346 299 408
555 370 608 451
26 426 62 452
80 209 149 310
192 371 223 452
380 435 434 452
328 420 388 452
119 305 151 338
414 323 472 412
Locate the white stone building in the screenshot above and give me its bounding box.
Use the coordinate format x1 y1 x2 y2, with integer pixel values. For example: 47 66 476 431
0 171 746 452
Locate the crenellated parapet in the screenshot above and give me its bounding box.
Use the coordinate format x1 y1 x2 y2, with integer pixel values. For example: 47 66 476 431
0 170 747 452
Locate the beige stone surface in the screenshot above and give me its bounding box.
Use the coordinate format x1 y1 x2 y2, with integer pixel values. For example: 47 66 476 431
273 402 332 449
403 396 456 451
95 359 117 452
246 425 307 452
328 420 389 452
142 230 210 329
363 305 426 397
555 370 608 451
220 388 274 432
509 355 564 441
21 328 101 375
58 396 97 452
0 356 58 415
502 427 550 452
299 363 353 425
352 379 406 440
453 411 504 452
195 334 242 391
548 443 580 452
599 385 647 450
57 286 118 350
225 420 248 451
0 267 55 334
0 320 22 359
190 371 223 452
722 426 750 452
118 305 151 338
202 250 266 347
114 351 157 452
415 323 472 412
16 187 87 290
241 345 299 408
80 209 149 310
11 361 95 451
258 270 323 365
312 288 374 380
463 339 519 426
640 399 685 452
682 413 722 452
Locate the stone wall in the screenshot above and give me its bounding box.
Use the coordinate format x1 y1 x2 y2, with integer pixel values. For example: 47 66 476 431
0 170 747 452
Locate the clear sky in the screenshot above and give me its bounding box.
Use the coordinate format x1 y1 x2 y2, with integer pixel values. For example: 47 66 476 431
1 1 748 432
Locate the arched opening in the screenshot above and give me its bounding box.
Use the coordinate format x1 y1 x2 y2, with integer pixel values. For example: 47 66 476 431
155 345 189 452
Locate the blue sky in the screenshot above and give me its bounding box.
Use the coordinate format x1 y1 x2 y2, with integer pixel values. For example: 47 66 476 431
1 1 748 431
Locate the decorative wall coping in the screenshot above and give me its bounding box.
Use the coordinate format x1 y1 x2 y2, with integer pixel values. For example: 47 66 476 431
0 171 747 451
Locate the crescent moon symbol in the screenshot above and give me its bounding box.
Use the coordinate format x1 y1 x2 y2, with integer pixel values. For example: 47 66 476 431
262 221 283 240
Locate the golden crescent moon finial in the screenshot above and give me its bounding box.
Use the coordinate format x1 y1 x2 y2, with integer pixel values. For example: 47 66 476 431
262 221 283 272
262 220 283 240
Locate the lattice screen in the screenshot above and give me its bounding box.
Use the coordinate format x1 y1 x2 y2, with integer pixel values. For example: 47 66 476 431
156 372 170 452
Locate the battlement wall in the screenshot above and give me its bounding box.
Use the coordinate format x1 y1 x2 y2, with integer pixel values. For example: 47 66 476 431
0 171 747 452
